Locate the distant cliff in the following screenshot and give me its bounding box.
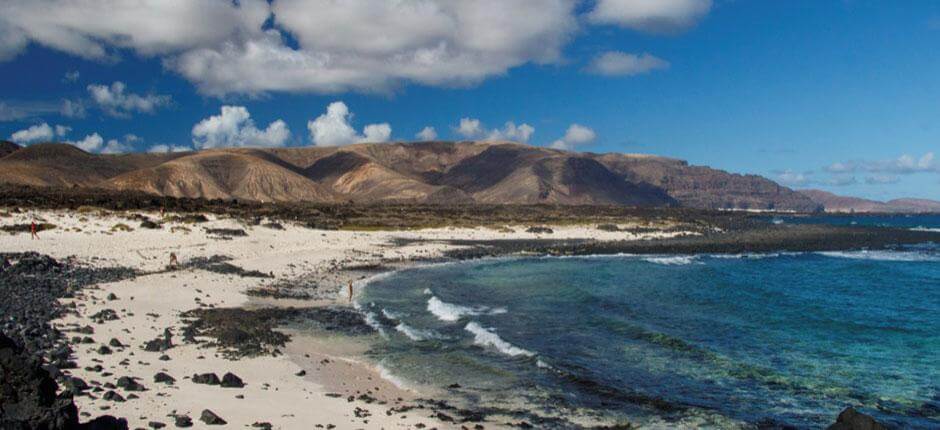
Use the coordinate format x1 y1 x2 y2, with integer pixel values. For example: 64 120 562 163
800 189 940 213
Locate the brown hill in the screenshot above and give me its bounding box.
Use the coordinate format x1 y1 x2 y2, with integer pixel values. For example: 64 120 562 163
594 153 819 211
0 140 818 210
0 141 20 158
799 190 940 213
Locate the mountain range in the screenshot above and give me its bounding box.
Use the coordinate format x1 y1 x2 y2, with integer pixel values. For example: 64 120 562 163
798 189 940 213
0 140 933 213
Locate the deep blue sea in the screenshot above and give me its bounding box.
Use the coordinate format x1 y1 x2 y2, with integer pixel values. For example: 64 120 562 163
358 216 940 429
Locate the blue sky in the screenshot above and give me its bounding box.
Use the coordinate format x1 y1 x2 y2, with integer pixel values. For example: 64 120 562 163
1 0 939 200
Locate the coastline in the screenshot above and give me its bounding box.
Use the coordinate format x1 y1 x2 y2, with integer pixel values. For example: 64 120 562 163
2 208 690 429
2 207 938 428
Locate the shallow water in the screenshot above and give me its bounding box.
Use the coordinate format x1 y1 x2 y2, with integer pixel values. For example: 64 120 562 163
356 242 940 429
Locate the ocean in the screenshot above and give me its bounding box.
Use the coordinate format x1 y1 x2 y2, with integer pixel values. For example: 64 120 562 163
357 215 940 429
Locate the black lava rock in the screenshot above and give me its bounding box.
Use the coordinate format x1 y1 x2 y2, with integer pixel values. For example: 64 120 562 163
154 372 176 384
220 372 244 388
174 415 192 428
199 410 227 425
191 373 220 385
826 407 887 430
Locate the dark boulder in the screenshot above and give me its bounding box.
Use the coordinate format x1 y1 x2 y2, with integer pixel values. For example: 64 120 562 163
220 372 244 388
826 407 887 430
0 333 127 429
199 410 227 425
174 415 192 428
153 372 175 385
191 373 220 385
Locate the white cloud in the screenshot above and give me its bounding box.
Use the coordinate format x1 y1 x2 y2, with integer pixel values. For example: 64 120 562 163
456 118 535 143
824 152 938 175
0 0 579 96
10 123 55 144
60 99 86 118
148 144 191 153
9 122 71 144
0 0 712 96
416 126 438 141
550 124 596 150
68 133 104 152
588 0 712 34
0 0 270 60
586 51 669 76
457 118 483 139
192 106 291 149
307 101 392 146
865 175 900 185
87 81 171 117
362 123 392 143
63 70 80 82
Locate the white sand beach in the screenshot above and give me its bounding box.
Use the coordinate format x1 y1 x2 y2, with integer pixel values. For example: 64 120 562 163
2 209 685 429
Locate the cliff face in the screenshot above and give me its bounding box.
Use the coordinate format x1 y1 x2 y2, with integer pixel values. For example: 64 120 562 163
0 140 817 210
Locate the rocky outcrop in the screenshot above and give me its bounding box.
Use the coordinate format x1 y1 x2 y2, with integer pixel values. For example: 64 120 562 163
826 407 886 430
0 332 127 430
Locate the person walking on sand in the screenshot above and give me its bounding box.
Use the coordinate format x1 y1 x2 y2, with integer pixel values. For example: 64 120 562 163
30 220 39 240
348 281 354 302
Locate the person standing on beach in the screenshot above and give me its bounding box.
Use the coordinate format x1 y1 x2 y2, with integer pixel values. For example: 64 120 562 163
348 281 354 302
168 252 178 269
30 220 39 240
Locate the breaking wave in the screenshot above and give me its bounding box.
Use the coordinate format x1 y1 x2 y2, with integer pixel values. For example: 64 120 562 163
427 296 506 322
817 250 940 262
465 321 533 357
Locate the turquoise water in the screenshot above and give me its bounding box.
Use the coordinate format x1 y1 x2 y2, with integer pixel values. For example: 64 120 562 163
358 238 940 428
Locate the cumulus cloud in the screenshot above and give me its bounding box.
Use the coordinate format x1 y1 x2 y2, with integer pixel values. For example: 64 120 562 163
0 0 270 61
87 82 171 117
9 122 70 144
824 152 938 175
0 0 578 96
307 101 391 146
588 0 712 34
550 124 597 150
61 132 138 154
67 133 103 152
192 106 290 149
148 144 191 153
456 118 535 143
416 126 438 141
586 51 669 76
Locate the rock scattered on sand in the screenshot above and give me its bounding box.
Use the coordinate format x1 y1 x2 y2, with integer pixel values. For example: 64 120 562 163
200 409 227 425
826 407 886 430
173 415 193 428
148 421 166 429
101 390 125 402
116 376 146 391
220 372 244 388
154 372 176 384
192 372 221 385
142 328 173 352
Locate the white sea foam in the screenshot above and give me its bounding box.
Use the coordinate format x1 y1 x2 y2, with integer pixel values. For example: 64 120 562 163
465 322 533 357
643 255 699 265
422 288 432 295
427 296 506 322
375 362 410 390
394 322 442 341
911 226 940 232
361 310 388 338
381 308 404 320
817 250 940 262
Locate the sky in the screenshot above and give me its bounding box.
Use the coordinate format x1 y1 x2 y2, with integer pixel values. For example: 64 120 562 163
1 0 939 200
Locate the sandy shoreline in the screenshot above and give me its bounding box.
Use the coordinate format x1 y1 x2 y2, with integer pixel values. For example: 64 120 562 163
2 208 682 429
